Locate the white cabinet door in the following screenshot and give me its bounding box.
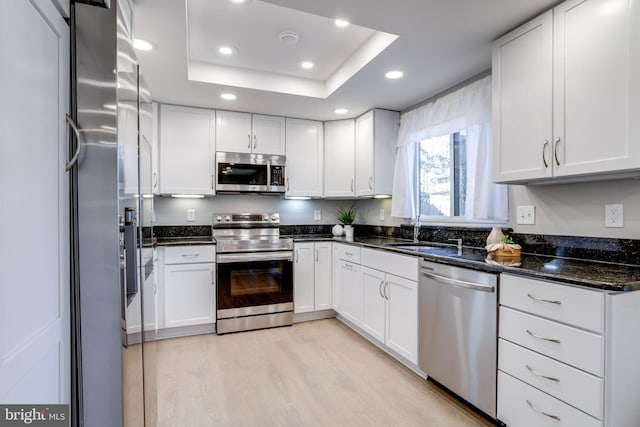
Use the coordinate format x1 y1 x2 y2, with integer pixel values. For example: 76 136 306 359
0 0 69 404
294 243 315 314
215 110 252 153
285 118 324 197
253 114 285 155
340 261 362 326
385 274 418 364
164 263 216 328
142 250 159 332
324 120 355 198
355 110 375 197
361 266 386 343
314 242 332 310
492 11 553 183
552 0 640 177
159 104 215 195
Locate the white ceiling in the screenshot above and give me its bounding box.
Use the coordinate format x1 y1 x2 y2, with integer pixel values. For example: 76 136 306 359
133 0 558 121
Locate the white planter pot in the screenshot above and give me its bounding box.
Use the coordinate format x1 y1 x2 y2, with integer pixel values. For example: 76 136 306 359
343 225 354 240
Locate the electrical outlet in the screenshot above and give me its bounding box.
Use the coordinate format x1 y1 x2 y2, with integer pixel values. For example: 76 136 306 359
187 208 195 222
605 204 624 228
379 209 385 221
516 205 535 225
314 210 321 221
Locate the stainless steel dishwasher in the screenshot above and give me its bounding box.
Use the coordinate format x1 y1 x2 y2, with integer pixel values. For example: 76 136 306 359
419 259 498 418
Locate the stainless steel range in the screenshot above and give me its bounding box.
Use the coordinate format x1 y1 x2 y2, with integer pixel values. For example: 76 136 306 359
213 213 294 334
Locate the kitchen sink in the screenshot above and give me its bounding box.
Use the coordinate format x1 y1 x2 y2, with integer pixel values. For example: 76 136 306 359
392 244 463 257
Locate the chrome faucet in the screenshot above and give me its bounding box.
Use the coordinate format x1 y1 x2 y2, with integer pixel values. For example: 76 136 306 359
448 238 463 255
413 219 421 243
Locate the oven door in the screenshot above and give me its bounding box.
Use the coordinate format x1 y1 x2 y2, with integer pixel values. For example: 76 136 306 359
217 251 293 315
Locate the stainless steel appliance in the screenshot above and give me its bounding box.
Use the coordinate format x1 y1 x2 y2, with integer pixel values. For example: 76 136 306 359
418 260 498 418
215 152 286 194
213 213 294 334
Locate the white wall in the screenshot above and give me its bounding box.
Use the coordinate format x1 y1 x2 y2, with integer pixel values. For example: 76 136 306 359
154 195 366 226
508 179 640 239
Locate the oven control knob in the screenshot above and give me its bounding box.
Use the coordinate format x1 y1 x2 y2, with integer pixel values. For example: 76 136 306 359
271 215 278 222
216 216 222 222
225 216 231 222
263 214 269 221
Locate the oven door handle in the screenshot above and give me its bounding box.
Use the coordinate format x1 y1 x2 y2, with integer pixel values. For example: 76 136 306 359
217 251 293 263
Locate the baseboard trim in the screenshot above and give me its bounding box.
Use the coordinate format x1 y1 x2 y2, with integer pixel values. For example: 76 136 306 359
293 309 336 323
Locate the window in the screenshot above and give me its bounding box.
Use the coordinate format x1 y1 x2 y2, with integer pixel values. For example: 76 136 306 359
418 131 466 218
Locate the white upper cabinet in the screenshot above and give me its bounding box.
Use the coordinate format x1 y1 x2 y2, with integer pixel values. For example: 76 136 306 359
355 109 399 197
158 104 215 195
492 11 553 183
285 118 324 198
324 119 356 198
216 111 285 155
493 0 640 184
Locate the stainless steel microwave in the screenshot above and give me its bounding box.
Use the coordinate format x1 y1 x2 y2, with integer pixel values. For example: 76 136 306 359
215 152 286 194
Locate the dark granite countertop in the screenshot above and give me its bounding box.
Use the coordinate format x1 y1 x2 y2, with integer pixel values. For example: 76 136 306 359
291 235 640 292
156 236 215 246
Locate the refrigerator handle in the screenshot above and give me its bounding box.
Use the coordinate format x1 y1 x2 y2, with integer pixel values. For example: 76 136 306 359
65 114 82 172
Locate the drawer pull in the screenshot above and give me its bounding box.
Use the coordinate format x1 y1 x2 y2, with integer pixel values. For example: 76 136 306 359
526 365 560 383
526 329 561 344
526 400 561 421
527 293 562 305
181 253 200 258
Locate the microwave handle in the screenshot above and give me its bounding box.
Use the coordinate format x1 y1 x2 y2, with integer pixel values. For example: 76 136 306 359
267 163 271 186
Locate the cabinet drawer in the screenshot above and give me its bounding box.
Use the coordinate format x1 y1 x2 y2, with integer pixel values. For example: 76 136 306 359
499 307 604 376
498 371 602 427
499 339 603 419
501 274 604 333
361 248 418 281
334 243 361 263
164 245 216 264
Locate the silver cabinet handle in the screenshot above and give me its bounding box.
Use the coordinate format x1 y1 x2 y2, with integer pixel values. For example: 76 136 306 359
181 253 200 258
554 137 561 166
351 179 354 192
526 400 561 421
65 114 82 171
420 271 495 292
253 134 257 150
379 280 385 299
344 252 353 256
384 281 389 300
526 365 560 383
211 270 215 286
368 176 373 191
527 293 562 305
316 248 319 262
542 140 549 168
526 329 561 344
286 177 290 191
211 174 215 190
153 172 158 189
295 249 299 263
247 134 251 149
344 262 355 270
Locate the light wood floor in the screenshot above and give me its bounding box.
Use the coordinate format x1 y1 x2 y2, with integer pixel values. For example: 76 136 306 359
124 319 494 427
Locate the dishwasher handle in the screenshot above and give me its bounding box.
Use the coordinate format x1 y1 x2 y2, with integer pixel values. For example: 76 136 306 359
420 269 495 293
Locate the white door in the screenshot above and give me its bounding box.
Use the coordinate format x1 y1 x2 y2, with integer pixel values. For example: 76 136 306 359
285 118 324 198
215 110 252 153
164 263 216 328
0 0 69 403
340 261 362 326
314 243 332 310
385 274 418 364
355 111 375 197
324 120 355 198
252 114 285 155
492 11 553 183
361 267 385 344
293 243 315 314
159 105 215 195
553 0 640 177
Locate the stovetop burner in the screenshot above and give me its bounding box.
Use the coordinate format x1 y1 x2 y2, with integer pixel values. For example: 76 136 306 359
212 212 292 253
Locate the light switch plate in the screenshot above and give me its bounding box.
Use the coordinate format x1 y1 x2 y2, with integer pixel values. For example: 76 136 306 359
314 210 322 221
605 204 623 228
517 205 535 225
187 208 195 222
379 209 385 221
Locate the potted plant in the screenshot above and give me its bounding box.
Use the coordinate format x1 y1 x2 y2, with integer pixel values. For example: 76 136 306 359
336 206 357 239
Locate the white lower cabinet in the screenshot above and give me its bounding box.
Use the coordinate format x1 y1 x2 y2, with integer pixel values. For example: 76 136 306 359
293 242 332 313
339 260 363 326
163 245 216 328
385 274 418 363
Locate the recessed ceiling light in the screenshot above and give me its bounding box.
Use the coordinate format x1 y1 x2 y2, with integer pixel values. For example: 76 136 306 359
385 70 404 79
229 0 248 4
334 19 350 27
299 60 315 70
218 45 237 56
133 38 153 51
334 108 348 115
221 93 237 100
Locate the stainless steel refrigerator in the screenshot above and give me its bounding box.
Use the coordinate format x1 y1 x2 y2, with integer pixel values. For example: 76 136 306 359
70 1 154 425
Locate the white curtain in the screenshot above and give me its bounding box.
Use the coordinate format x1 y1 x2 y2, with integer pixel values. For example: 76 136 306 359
391 75 507 221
